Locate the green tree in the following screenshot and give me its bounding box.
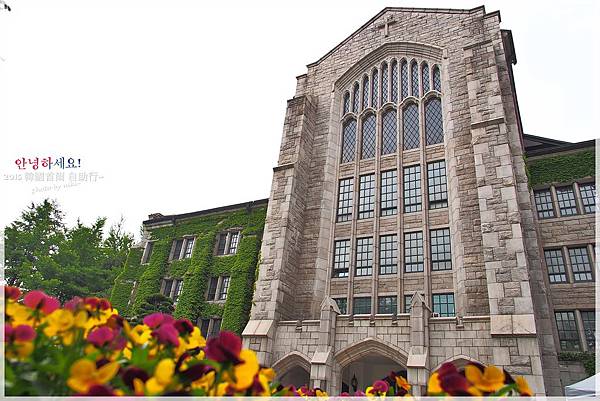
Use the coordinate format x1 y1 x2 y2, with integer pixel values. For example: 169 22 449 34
133 293 174 324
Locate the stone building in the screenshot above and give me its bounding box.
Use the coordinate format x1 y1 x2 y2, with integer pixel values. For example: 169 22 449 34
240 5 596 396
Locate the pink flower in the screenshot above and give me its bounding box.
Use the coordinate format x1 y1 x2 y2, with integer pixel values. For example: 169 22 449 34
204 331 242 363
372 380 389 394
152 323 179 346
23 290 60 314
5 324 36 342
64 296 83 311
87 326 115 348
5 286 22 301
143 312 174 328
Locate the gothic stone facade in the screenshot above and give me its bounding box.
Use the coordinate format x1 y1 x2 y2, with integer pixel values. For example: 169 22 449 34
241 6 595 396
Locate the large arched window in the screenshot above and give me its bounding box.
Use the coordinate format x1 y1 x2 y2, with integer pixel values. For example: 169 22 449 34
425 97 443 145
391 60 398 103
352 82 360 112
361 114 376 159
343 91 350 115
381 62 388 104
410 60 419 97
371 69 378 109
422 63 430 93
433 65 441 92
341 119 357 163
403 104 419 150
381 109 397 155
362 75 369 110
400 60 408 100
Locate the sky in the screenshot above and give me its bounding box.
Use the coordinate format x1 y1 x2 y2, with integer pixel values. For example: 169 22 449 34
0 0 598 239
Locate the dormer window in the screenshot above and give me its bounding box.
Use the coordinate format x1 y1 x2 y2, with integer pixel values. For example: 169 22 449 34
215 230 241 256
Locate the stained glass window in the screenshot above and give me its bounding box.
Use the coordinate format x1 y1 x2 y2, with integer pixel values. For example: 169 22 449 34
403 104 420 150
381 62 389 103
341 119 357 163
361 114 376 159
425 97 444 145
421 62 430 93
433 65 441 92
371 68 378 109
410 60 419 97
391 60 399 103
362 75 369 110
343 91 350 115
401 60 408 100
352 82 360 113
382 109 397 155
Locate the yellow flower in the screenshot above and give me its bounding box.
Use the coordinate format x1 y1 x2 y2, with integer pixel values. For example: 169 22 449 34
515 376 533 396
145 359 176 395
175 327 207 356
6 341 34 359
229 349 259 391
6 303 35 327
427 372 442 394
124 322 151 345
43 309 78 344
396 375 411 392
259 367 275 382
465 364 505 393
315 388 328 397
192 370 215 392
66 359 119 393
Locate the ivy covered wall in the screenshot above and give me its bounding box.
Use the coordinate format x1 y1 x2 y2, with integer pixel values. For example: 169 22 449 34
526 149 595 187
109 204 267 334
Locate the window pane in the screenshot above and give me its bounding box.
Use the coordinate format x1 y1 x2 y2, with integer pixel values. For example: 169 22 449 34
410 61 419 97
162 279 173 297
172 239 184 260
400 60 408 100
358 174 375 219
581 311 596 351
362 75 369 110
391 60 399 103
421 62 430 93
579 183 596 214
183 238 194 259
207 277 218 301
352 82 360 113
403 165 422 213
404 231 424 273
381 62 389 103
337 178 354 222
173 280 184 303
343 91 350 115
228 232 240 254
333 298 347 314
427 160 448 209
341 119 357 163
544 249 568 283
209 318 222 338
355 237 373 276
142 241 154 264
430 228 452 271
379 234 398 275
534 189 555 219
403 104 420 150
381 109 397 155
380 170 398 216
332 240 350 278
568 247 593 282
433 293 455 317
371 68 378 109
361 114 376 159
404 295 413 313
217 233 227 255
555 311 581 351
200 319 210 338
556 186 578 216
353 297 371 315
218 276 230 300
425 97 444 145
378 296 397 314
433 65 441 92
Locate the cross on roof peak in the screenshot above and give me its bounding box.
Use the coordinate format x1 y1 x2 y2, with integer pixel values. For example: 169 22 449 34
376 15 397 37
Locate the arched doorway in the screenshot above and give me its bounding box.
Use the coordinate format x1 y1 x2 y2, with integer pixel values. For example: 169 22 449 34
278 365 310 388
272 352 312 389
335 338 408 394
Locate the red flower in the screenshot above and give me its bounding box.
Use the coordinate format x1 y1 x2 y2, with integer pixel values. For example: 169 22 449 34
5 324 36 342
64 296 83 311
87 326 115 348
5 286 22 301
152 324 179 346
204 331 242 363
98 298 111 310
121 367 149 390
174 318 194 335
78 384 116 396
372 380 389 394
143 312 174 328
23 290 60 314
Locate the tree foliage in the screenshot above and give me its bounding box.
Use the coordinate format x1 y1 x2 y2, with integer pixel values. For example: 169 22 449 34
4 199 133 302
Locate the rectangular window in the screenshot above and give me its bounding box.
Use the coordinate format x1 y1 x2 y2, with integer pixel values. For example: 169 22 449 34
534 189 555 219
183 238 195 259
358 174 375 219
432 293 455 317
556 186 578 216
580 311 596 351
208 318 222 338
216 233 228 255
377 296 397 314
332 240 350 278
172 280 184 304
207 277 219 301
430 228 452 271
579 183 596 214
228 232 240 254
380 170 398 216
141 241 154 264
379 234 398 275
333 298 347 314
353 297 371 315
568 247 593 282
218 276 230 300
162 279 173 297
555 311 581 351
404 294 413 313
403 165 422 213
355 237 373 276
544 249 568 283
171 239 184 260
199 319 210 338
427 161 448 209
337 178 354 222
404 231 424 273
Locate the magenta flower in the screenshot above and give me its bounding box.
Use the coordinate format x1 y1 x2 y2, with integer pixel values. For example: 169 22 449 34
204 330 242 363
87 326 115 348
143 312 174 328
23 290 60 314
152 324 179 346
372 380 389 394
5 324 36 342
174 318 194 335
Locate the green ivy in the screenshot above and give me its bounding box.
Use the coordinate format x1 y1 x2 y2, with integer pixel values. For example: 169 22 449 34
109 206 266 334
527 149 595 187
558 351 596 377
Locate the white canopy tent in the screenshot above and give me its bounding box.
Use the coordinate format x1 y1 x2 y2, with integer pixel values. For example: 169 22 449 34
565 374 598 398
